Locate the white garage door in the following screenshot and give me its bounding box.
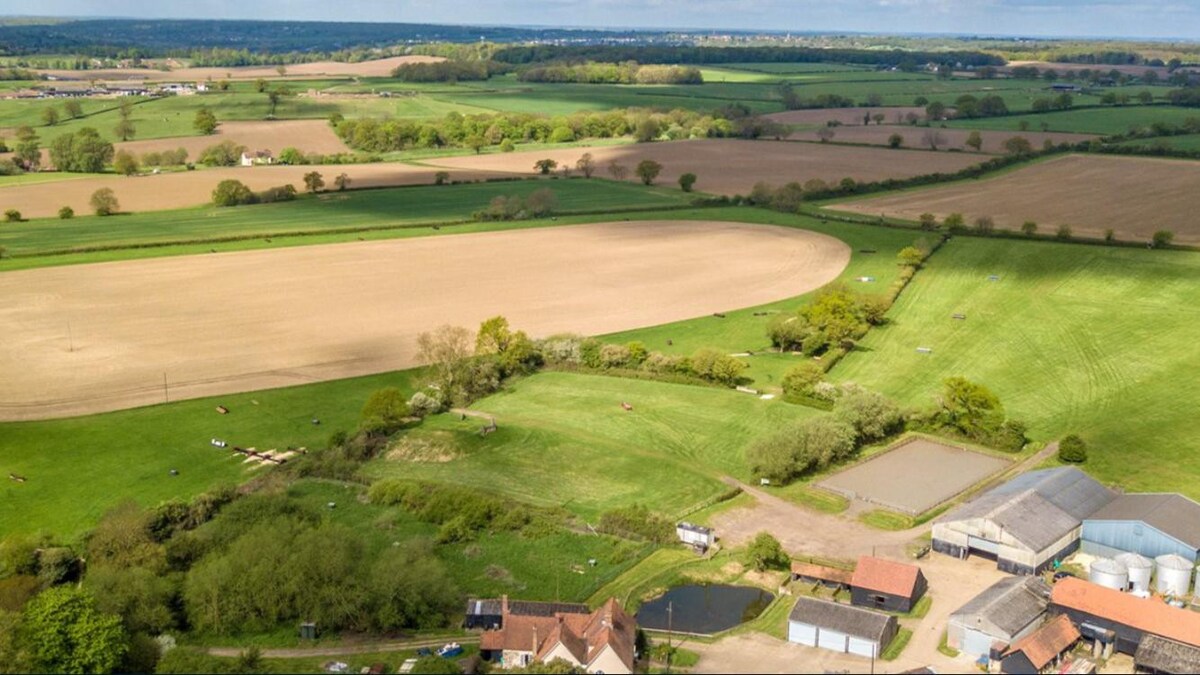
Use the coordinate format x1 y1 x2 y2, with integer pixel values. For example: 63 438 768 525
968 535 1000 555
960 626 997 657
788 621 817 646
847 636 878 658
817 629 849 652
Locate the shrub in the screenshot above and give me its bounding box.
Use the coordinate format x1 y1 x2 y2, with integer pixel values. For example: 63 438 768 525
1058 434 1088 463
211 179 255 207
548 126 575 143
533 158 558 175
833 385 903 443
943 213 966 233
597 505 672 543
198 140 245 167
407 391 441 418
3 209 20 222
1152 230 1175 248
918 213 938 230
973 215 995 235
781 362 824 399
1021 221 1037 236
678 172 697 192
599 343 631 369
360 387 410 435
689 348 746 385
746 417 857 483
1056 224 1073 240
499 138 515 152
635 159 663 185
746 532 790 572
90 188 119 216
58 206 74 219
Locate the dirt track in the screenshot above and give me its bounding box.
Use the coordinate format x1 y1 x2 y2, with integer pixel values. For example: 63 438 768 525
832 153 1200 244
0 162 513 218
115 120 350 158
423 139 985 196
34 56 443 82
0 220 850 420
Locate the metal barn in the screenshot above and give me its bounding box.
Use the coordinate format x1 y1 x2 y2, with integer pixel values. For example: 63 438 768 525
1082 494 1200 562
947 576 1051 658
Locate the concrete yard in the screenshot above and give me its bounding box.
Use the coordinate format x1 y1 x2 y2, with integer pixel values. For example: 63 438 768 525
819 437 1011 514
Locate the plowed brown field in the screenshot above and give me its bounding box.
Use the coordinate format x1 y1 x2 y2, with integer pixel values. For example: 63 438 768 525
35 55 443 82
0 220 850 420
788 126 1097 154
115 120 350 158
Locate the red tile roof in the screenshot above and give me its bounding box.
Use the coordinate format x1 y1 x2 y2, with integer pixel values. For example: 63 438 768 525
851 556 923 598
1052 577 1200 648
1003 614 1080 669
480 597 636 671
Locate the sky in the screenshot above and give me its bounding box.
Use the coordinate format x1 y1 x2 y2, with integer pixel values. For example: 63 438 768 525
14 0 1200 40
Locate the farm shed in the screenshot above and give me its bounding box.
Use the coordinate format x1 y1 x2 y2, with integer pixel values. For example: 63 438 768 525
676 522 715 549
1050 577 1200 656
1082 494 1200 562
947 576 1051 658
464 596 589 630
1134 634 1200 674
932 467 1116 574
787 597 898 659
850 556 928 613
791 561 853 589
999 614 1081 674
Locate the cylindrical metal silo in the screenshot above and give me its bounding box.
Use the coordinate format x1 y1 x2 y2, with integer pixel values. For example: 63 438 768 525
1089 558 1129 591
1116 553 1153 593
1156 554 1192 597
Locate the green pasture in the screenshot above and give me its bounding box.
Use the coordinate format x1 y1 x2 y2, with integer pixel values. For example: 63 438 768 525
946 105 1198 135
1116 133 1200 151
286 480 651 603
365 371 821 521
0 370 420 540
832 236 1200 497
0 178 689 258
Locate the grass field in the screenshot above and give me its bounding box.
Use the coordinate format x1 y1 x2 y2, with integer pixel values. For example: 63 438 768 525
946 105 1199 135
0 178 690 258
1117 133 1200 151
365 372 822 521
0 369 419 540
832 236 1200 497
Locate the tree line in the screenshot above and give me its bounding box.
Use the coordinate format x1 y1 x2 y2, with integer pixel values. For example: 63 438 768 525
491 44 1004 68
517 61 703 85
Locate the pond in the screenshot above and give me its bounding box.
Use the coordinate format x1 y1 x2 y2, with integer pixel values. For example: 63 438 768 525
636 584 774 635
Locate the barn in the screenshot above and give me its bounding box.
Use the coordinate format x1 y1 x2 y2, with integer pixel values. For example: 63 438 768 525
787 597 898 658
932 467 1116 574
1082 493 1200 562
1050 577 1200 656
849 556 928 613
947 576 1051 658
998 614 1081 674
1135 635 1200 674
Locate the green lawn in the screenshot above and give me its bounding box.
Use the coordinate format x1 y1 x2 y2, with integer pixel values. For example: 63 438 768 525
0 369 419 541
833 236 1200 496
946 105 1199 135
0 178 690 258
365 372 822 521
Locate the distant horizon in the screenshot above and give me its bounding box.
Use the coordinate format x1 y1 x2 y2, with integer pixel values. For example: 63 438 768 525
4 0 1200 43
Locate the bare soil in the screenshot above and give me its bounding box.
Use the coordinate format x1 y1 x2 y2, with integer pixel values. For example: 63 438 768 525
0 162 514 218
0 220 850 420
763 107 930 127
817 438 1011 514
424 139 985 197
789 126 1097 154
34 55 444 82
832 154 1200 244
115 119 350 158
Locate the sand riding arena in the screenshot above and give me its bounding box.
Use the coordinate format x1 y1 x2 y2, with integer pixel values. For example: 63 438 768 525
0 220 851 420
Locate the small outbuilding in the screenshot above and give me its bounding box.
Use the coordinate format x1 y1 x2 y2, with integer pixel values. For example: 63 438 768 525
675 522 714 550
787 597 898 659
791 561 853 589
1082 493 1200 562
1134 634 1200 674
999 614 1080 674
947 576 1051 658
850 555 927 613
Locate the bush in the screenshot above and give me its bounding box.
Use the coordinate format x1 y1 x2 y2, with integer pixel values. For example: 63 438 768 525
90 188 119 216
678 172 697 192
58 206 74 219
1058 434 1088 463
211 179 255 207
746 532 790 571
781 362 824 399
1021 221 1037 236
833 385 903 443
407 391 441 418
360 387 410 435
746 417 858 483
499 138 515 152
597 505 673 543
689 348 747 385
1152 230 1175 248
198 140 245 167
3 209 20 223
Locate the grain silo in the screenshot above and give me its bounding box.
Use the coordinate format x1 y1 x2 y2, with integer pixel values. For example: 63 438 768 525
1116 552 1153 594
1155 554 1192 598
1089 557 1129 591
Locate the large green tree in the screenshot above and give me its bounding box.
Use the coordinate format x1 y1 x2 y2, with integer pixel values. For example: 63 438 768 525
20 586 127 674
48 127 114 173
936 376 1004 438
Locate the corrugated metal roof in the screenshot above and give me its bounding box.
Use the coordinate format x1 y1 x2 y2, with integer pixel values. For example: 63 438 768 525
937 467 1116 552
1086 494 1200 550
1135 635 1200 674
788 597 895 642
951 576 1050 638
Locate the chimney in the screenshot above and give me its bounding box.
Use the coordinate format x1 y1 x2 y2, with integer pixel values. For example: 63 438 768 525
532 625 539 657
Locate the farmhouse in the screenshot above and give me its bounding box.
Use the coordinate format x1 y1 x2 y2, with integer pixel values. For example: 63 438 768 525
787 596 898 658
675 522 714 550
1050 577 1200 655
932 467 1116 574
1134 634 1200 674
947 576 1051 658
849 556 927 613
1081 493 1200 562
240 150 275 167
474 597 636 673
998 613 1081 674
464 596 589 630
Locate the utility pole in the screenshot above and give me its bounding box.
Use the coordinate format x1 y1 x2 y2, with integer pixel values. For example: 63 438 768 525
666 601 673 674
163 372 169 403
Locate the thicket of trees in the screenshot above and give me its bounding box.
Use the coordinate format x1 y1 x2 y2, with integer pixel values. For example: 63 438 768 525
391 60 501 82
767 285 888 357
518 61 702 85
492 44 1003 68
210 179 297 207
47 127 113 173
472 187 558 221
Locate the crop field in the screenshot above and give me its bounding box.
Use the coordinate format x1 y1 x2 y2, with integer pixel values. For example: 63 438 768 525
1116 133 1200 151
423 138 986 196
365 371 822 520
946 105 1200 135
0 161 516 218
114 119 349 158
788 126 1098 153
764 106 929 127
1 219 848 418
31 55 444 82
0 179 690 258
832 236 1200 497
0 368 420 539
830 154 1200 244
